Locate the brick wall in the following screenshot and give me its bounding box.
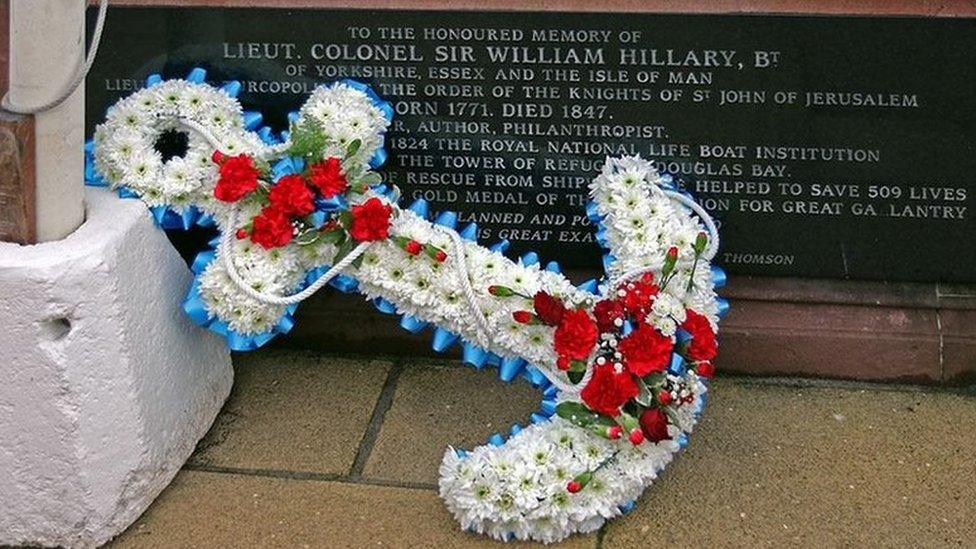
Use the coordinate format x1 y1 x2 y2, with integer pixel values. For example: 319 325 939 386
86 0 976 16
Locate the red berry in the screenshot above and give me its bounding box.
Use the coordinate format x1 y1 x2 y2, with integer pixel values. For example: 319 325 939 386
607 425 623 439
556 355 570 371
512 311 533 324
435 250 447 262
628 428 645 445
657 390 672 405
235 228 247 239
405 240 422 255
566 481 582 493
211 150 227 164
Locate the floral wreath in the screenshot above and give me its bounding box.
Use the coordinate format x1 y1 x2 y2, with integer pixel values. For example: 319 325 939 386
87 68 729 544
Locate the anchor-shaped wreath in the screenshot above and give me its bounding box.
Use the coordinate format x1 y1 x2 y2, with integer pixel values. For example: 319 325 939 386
86 68 729 544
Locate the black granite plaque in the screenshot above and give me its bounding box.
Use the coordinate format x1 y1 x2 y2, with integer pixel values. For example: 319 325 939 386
85 7 976 282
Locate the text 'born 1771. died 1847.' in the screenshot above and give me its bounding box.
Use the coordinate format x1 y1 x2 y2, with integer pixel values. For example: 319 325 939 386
85 7 976 283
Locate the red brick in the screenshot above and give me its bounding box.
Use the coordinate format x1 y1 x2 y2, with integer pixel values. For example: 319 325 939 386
940 308 976 384
103 0 976 17
716 300 942 383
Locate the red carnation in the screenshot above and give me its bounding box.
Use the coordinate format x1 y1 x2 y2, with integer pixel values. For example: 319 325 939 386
213 153 260 202
404 240 422 255
349 197 393 242
533 291 566 326
618 323 673 376
580 364 639 417
250 206 294 249
309 157 348 198
593 299 625 333
639 407 671 443
628 428 645 446
620 279 659 319
553 309 598 362
512 311 534 324
682 309 718 362
268 175 315 217
696 361 716 378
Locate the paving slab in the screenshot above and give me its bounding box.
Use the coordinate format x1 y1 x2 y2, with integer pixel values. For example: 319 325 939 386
113 351 976 547
111 470 596 548
187 350 391 475
603 379 976 547
364 362 543 485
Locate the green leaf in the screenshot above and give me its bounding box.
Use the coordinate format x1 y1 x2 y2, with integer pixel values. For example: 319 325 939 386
286 118 328 159
350 252 365 270
359 171 382 187
694 231 708 254
293 228 321 247
487 285 515 297
333 237 355 264
642 372 667 388
662 406 680 425
254 158 271 176
555 402 613 429
346 139 362 157
567 370 584 384
615 411 640 433
572 471 593 488
568 360 588 373
634 378 653 407
318 229 345 245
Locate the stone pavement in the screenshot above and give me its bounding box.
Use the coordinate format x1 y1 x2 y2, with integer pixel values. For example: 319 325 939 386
110 350 976 548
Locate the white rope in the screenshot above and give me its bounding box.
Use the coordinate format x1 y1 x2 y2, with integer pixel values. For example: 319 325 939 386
179 117 289 161
431 224 586 394
2 0 109 115
610 188 721 287
218 207 372 306
545 362 594 395
432 225 493 347
178 118 222 149
664 189 721 260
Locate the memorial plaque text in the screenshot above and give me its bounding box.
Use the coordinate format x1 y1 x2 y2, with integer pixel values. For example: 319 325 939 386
86 8 976 282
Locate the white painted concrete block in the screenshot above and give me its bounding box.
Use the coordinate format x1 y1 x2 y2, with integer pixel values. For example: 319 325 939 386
0 187 233 548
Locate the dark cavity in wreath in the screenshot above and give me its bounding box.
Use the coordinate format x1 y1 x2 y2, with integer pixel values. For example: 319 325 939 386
154 128 190 162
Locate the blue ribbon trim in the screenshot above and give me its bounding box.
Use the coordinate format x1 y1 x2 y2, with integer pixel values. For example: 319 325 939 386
336 78 395 169
182 245 307 351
